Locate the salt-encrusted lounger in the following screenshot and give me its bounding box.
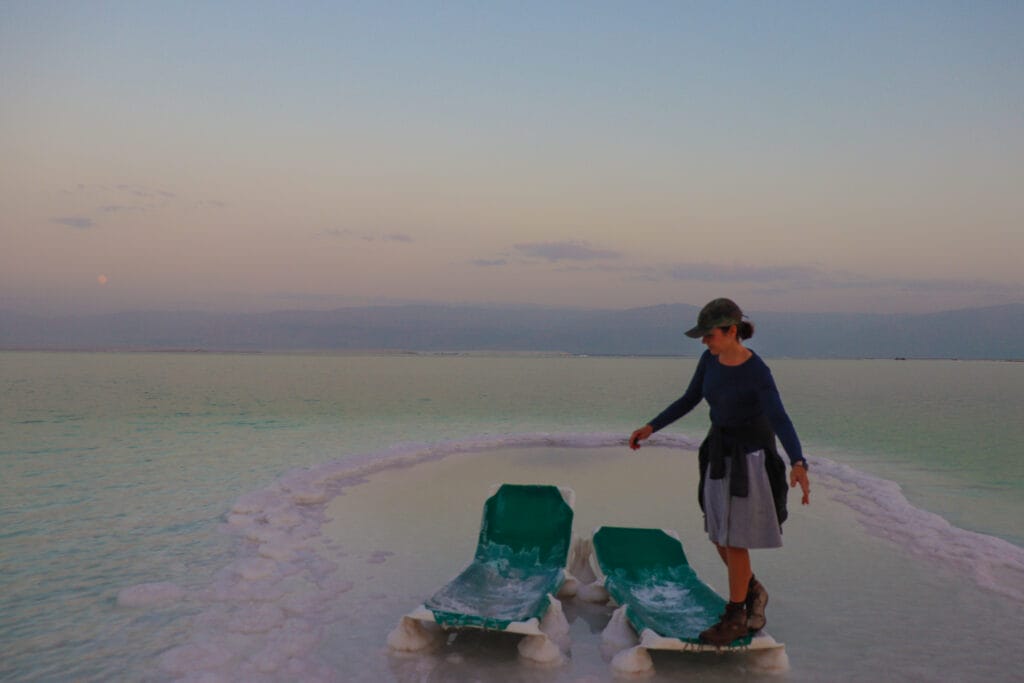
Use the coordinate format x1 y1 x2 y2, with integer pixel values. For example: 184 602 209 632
588 525 789 675
388 484 575 665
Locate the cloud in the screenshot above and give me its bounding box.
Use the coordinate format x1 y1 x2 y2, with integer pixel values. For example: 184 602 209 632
52 216 95 229
471 258 508 267
382 233 413 243
60 183 192 216
514 240 621 261
115 184 176 200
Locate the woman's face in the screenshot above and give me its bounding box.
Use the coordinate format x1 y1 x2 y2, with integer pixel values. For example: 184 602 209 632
701 326 736 355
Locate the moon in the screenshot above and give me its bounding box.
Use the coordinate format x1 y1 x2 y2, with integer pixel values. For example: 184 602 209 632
97 274 108 285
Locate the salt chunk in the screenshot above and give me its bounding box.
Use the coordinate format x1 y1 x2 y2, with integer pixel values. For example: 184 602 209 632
231 491 283 514
239 526 273 543
367 550 394 564
600 605 638 659
266 619 322 657
234 558 279 580
517 634 563 665
539 596 570 647
250 647 285 673
258 542 298 562
117 582 185 607
750 645 791 673
158 642 234 673
290 487 328 504
226 604 285 633
281 592 326 616
307 558 339 579
266 509 303 529
317 578 354 595
610 645 653 675
386 616 444 652
203 577 285 603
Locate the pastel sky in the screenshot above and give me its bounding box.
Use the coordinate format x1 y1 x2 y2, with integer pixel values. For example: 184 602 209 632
3 2 1022 315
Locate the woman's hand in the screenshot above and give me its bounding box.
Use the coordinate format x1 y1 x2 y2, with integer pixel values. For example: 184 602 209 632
790 463 810 505
629 425 653 450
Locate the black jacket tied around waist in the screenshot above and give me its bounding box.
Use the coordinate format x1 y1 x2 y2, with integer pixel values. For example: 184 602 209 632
698 414 789 526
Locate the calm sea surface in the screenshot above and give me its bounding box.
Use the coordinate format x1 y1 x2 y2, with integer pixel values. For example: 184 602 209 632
2 352 1022 682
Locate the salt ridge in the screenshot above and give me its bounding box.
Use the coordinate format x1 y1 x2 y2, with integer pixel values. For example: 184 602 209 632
813 456 1024 602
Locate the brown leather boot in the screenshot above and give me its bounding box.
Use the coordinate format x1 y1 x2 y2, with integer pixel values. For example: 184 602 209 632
699 601 748 646
746 576 768 632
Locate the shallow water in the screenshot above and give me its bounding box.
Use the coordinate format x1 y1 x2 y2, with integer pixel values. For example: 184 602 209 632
155 444 1024 682
2 352 1023 682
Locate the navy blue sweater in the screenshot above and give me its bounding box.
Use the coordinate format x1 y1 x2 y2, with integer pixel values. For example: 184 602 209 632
648 349 804 465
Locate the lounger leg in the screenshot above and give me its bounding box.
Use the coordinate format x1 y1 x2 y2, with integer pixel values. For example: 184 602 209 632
601 605 655 674
749 645 790 673
560 536 599 599
518 634 562 665
518 595 570 665
600 604 638 659
386 615 444 652
611 645 654 675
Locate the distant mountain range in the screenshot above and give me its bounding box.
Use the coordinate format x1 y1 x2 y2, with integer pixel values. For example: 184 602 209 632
2 303 1023 359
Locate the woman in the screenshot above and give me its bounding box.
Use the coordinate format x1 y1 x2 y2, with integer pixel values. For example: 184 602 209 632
629 297 811 646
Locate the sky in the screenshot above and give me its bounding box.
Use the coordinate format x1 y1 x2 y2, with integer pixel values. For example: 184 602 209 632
2 1 1023 316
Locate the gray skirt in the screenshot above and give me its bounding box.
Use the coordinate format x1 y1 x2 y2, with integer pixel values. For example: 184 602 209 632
703 449 783 549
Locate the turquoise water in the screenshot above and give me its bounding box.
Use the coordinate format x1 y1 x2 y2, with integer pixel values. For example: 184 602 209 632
2 352 1023 681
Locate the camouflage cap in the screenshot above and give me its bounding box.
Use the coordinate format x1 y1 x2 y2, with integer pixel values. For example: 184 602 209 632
684 298 744 338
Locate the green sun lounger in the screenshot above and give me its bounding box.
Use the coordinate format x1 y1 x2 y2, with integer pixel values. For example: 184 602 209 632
388 484 575 664
590 526 787 673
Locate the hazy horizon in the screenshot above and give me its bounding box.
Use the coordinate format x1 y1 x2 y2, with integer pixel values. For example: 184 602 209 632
4 298 1024 320
3 3 1023 317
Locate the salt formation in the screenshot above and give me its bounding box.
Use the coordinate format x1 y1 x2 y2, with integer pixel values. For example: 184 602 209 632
517 633 563 665
539 595 571 647
561 534 611 603
559 536 599 598
116 582 185 607
226 604 286 634
517 595 571 665
611 645 655 675
817 456 1024 602
147 459 353 679
386 616 444 651
749 645 791 673
600 605 639 660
